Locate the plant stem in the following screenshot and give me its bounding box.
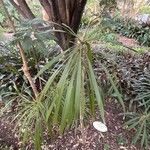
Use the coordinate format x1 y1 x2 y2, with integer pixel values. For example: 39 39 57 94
0 0 38 98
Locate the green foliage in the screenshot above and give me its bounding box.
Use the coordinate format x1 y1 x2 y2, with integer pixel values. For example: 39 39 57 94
0 22 125 149
13 18 56 57
2 40 105 149
126 71 150 149
0 13 5 24
133 72 150 111
115 52 150 148
0 0 19 27
0 5 6 25
113 18 150 46
99 15 150 47
0 43 23 100
0 1 127 146
80 15 91 28
124 112 150 149
85 23 117 43
0 18 57 105
139 5 150 14
36 39 105 128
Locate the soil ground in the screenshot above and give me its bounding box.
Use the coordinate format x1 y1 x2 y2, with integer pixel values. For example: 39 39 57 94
117 34 139 47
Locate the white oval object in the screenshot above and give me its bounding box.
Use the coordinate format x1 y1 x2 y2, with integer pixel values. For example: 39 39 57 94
93 121 108 132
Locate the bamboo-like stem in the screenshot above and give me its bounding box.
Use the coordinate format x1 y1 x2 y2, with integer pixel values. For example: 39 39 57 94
0 0 38 98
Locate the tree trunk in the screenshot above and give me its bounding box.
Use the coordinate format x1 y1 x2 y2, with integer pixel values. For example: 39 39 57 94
10 0 87 50
10 0 35 19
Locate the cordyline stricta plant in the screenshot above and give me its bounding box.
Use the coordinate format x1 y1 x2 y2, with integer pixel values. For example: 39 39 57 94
9 0 87 50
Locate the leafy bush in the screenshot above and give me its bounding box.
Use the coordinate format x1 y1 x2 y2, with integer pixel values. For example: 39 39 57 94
85 23 117 43
133 71 150 111
95 48 150 148
125 70 150 149
99 15 150 47
115 52 150 107
130 70 150 149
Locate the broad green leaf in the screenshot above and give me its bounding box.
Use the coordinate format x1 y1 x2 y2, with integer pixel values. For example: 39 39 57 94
34 119 42 150
141 122 147 147
38 65 62 100
85 42 93 63
45 99 55 122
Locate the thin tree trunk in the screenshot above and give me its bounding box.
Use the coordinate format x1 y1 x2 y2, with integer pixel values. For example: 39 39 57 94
1 0 38 98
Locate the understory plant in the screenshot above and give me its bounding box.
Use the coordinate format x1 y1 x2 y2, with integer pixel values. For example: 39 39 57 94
115 52 150 149
14 42 104 149
113 18 150 46
1 26 103 149
125 71 150 149
124 111 150 149
0 22 125 149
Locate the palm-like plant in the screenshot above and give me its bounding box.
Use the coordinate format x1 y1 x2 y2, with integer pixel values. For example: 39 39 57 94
0 22 126 149
36 31 105 131
4 29 105 149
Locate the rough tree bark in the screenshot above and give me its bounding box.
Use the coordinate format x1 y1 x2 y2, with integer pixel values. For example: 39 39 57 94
9 0 87 50
10 0 35 19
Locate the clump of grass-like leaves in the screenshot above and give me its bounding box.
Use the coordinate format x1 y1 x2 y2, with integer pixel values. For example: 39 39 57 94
2 38 105 150
124 72 150 149
0 24 124 149
36 39 105 131
124 112 150 149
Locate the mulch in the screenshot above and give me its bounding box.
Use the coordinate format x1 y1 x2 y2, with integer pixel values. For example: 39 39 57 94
0 99 142 150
